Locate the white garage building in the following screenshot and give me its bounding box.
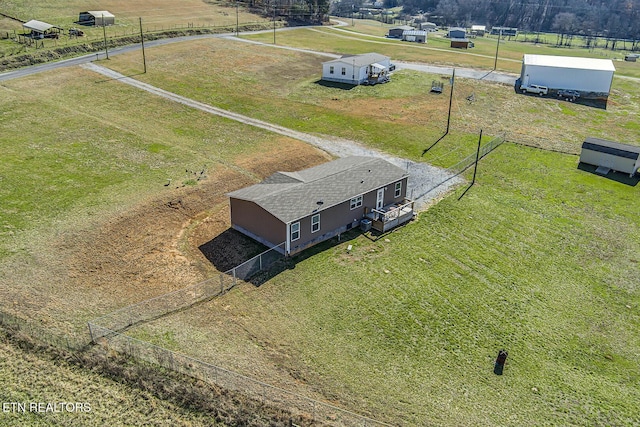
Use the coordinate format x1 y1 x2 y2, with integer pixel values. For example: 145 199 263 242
322 53 391 85
519 54 615 100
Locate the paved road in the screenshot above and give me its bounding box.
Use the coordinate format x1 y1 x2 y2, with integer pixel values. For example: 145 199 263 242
0 25 519 85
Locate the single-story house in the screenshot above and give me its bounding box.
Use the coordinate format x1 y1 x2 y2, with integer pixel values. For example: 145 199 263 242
451 38 471 49
579 137 640 177
22 20 61 39
78 11 115 26
388 25 415 38
519 54 615 100
448 27 466 39
420 22 437 32
402 29 427 43
322 53 391 85
228 156 415 256
470 25 486 36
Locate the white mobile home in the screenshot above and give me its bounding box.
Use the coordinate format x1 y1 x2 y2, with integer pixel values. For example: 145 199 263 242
580 137 640 177
519 54 615 100
322 53 391 85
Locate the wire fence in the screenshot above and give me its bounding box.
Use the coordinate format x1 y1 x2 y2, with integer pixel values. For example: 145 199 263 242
89 323 391 426
0 309 87 351
87 240 392 426
90 242 285 335
409 134 504 204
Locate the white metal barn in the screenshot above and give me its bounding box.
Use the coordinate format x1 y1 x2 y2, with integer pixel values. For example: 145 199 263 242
519 54 615 99
580 137 640 176
322 53 391 85
78 11 115 26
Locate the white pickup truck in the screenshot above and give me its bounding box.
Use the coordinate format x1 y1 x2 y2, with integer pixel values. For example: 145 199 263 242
520 84 548 95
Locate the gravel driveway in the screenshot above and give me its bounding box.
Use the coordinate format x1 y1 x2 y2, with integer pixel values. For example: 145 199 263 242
82 63 463 209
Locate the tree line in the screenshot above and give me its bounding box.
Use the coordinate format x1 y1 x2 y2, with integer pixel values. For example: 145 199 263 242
334 0 640 43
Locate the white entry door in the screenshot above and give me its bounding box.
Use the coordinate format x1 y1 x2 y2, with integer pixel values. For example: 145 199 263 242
376 188 384 210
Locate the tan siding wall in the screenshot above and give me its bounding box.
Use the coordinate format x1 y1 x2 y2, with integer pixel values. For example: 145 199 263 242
229 198 286 246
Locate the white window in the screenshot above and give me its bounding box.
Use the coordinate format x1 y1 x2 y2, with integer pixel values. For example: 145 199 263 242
341 67 346 75
311 214 320 233
291 222 300 241
350 195 363 210
394 181 402 198
329 66 334 74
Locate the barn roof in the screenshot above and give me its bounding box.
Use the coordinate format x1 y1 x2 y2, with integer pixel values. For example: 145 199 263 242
23 20 54 33
228 156 408 223
403 30 427 36
391 25 415 31
524 54 615 72
324 53 389 68
582 137 640 160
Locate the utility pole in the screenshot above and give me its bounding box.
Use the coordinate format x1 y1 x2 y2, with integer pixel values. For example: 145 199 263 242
236 0 239 36
273 2 276 44
493 28 502 70
139 17 146 73
102 14 109 59
446 68 455 134
471 129 483 185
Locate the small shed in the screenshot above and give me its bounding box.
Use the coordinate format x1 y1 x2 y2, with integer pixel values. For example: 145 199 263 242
450 38 471 49
448 27 466 39
402 30 427 43
470 25 486 36
625 54 638 62
78 11 115 26
22 20 61 39
580 137 640 176
388 25 414 38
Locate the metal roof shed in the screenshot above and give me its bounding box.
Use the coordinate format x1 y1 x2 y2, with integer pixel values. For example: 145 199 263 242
79 11 115 26
520 54 615 96
580 137 640 176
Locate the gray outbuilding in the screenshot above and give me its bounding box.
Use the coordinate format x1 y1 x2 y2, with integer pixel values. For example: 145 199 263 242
448 27 466 38
78 11 115 26
388 25 415 38
579 137 640 177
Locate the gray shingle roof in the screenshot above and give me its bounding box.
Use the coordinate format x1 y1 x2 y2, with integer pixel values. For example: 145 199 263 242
325 53 389 68
228 157 408 223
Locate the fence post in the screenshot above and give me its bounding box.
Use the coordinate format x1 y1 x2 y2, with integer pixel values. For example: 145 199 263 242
220 273 224 294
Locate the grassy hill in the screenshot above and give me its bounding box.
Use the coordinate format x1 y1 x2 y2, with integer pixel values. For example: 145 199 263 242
0 18 639 426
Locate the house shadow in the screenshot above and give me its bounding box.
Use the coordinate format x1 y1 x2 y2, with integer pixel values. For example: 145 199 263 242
577 163 640 186
199 228 363 287
198 228 268 273
314 79 357 90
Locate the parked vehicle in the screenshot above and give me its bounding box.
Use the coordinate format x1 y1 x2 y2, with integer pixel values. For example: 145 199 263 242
557 89 580 102
520 84 548 95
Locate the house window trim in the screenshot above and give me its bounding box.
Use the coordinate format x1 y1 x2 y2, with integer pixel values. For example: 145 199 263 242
350 195 363 210
311 214 320 233
291 222 300 241
329 66 334 74
341 67 346 75
394 181 402 198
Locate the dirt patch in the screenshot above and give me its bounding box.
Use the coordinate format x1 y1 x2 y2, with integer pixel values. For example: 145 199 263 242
39 142 329 323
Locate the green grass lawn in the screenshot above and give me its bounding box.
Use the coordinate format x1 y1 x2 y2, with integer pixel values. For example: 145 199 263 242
130 143 640 425
2 22 639 426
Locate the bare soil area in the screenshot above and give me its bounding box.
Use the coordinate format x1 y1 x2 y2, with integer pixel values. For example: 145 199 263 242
0 140 330 337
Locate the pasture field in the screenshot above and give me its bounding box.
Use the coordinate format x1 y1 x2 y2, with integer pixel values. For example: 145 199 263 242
0 0 267 59
1 19 639 426
129 143 640 425
102 37 639 156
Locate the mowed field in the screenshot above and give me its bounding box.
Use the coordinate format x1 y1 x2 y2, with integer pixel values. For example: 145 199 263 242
1 19 639 427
